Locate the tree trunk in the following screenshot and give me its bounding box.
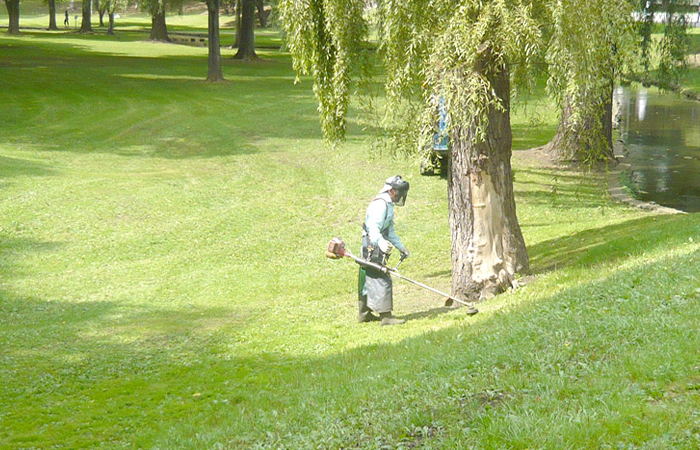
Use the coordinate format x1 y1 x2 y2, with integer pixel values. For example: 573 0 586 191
5 0 20 34
150 8 169 41
542 98 573 160
447 50 529 301
233 0 242 47
48 0 58 30
601 81 614 155
107 10 115 34
256 0 265 28
233 0 257 60
206 0 225 82
99 8 105 27
79 0 93 32
543 85 615 163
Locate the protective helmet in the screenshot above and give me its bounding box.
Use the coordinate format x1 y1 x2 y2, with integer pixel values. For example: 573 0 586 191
380 175 410 206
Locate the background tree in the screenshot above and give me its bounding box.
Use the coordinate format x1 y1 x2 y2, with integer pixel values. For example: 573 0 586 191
4 0 20 34
234 0 257 59
105 0 125 34
543 0 636 163
97 0 108 27
46 0 58 30
282 0 542 301
206 0 224 81
146 0 169 41
79 0 93 32
256 0 266 27
635 0 689 85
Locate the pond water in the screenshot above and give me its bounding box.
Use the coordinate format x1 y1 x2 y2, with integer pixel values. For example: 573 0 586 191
614 85 700 213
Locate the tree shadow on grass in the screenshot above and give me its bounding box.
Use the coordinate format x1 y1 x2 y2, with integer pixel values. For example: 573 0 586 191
513 166 616 215
0 156 53 181
401 305 463 321
3 241 700 448
527 213 699 274
0 32 323 160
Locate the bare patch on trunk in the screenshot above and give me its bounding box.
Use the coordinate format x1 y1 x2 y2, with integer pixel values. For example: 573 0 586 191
468 171 512 299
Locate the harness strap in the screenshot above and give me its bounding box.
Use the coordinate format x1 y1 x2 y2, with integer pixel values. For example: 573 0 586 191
362 197 389 234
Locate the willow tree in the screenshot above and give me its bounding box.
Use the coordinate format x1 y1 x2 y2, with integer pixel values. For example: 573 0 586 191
543 0 636 163
282 0 541 301
657 0 690 83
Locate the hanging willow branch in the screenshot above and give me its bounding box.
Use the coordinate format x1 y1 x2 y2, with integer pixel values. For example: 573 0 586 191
546 0 636 162
282 0 542 149
380 0 541 156
280 0 367 143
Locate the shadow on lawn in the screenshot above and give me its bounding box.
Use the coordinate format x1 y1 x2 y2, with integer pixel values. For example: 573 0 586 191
0 156 53 181
130 248 700 448
401 305 455 321
0 32 323 159
514 167 606 206
528 213 699 274
3 229 699 448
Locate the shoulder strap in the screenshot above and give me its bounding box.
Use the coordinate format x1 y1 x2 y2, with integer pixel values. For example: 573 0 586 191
373 197 389 230
363 197 390 231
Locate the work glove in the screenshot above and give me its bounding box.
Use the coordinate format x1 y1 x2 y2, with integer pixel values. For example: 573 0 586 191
378 239 393 254
400 248 410 259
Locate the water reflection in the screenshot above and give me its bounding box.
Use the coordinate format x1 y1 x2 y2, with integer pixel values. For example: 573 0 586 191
614 85 700 212
636 88 647 121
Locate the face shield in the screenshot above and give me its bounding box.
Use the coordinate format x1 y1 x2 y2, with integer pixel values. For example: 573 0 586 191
393 188 408 206
382 176 410 207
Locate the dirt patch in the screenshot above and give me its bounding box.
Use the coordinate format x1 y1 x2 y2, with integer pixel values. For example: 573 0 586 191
474 389 512 408
514 146 560 168
458 389 513 410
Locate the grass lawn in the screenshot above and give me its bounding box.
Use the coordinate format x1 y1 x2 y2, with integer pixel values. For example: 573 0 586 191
1 27 700 450
0 4 282 48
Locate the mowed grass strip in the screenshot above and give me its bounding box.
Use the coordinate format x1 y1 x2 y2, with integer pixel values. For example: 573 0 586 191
1 29 699 449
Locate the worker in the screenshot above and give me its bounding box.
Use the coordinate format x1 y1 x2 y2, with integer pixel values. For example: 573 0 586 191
358 175 411 325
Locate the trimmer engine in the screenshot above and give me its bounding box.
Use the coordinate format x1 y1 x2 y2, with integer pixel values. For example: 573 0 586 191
325 237 346 259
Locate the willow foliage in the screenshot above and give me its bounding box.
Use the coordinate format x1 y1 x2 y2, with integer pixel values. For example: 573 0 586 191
280 0 368 143
637 0 656 72
546 0 636 161
657 0 690 83
378 0 542 155
282 0 543 150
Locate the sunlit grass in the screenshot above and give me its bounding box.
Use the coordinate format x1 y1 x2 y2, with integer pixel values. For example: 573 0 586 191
1 28 699 450
0 5 281 47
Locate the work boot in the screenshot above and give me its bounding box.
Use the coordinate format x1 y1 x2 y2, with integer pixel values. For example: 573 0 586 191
379 312 405 326
358 296 380 323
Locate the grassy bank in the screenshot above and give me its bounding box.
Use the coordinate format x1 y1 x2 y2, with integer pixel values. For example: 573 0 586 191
1 30 699 449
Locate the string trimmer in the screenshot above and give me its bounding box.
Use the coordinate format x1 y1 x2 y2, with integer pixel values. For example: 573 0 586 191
325 237 478 315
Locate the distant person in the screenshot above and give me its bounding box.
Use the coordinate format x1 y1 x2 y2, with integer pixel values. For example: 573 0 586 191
64 10 69 27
